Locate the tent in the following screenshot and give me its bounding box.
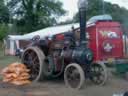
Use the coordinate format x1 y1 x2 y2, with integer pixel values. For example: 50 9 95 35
4 23 80 55
4 35 20 55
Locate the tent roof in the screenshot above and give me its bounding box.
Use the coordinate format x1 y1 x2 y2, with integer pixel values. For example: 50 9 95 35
7 22 96 40
8 14 112 40
22 23 80 40
21 22 96 40
8 35 25 40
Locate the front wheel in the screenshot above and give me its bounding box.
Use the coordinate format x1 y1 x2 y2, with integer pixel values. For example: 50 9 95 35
90 62 108 85
64 63 85 89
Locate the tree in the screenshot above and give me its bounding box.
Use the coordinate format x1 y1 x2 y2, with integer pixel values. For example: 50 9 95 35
7 0 66 34
73 0 128 23
73 0 103 22
0 0 9 41
73 0 128 35
0 0 9 23
0 24 9 40
58 19 75 25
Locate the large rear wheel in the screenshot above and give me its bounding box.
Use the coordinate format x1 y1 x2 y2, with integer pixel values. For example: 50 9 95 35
64 63 85 89
21 47 45 81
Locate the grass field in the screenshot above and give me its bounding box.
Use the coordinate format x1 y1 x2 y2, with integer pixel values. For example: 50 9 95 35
0 48 20 80
0 48 20 68
0 47 20 80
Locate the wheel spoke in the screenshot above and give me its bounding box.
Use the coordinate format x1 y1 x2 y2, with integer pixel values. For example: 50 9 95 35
90 63 107 85
64 64 85 89
22 47 43 81
33 56 38 62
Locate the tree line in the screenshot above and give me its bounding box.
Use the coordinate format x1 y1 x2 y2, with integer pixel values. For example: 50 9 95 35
0 0 66 40
0 0 128 40
73 0 128 35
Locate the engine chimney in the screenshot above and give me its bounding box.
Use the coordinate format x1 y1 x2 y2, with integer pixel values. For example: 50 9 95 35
78 0 88 45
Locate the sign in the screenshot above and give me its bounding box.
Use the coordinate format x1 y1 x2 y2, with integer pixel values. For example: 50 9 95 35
99 30 118 38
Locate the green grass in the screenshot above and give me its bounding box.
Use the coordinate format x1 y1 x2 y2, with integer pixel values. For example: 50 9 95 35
0 47 20 80
0 48 20 69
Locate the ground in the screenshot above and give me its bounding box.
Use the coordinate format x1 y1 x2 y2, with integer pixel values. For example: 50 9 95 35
0 48 128 96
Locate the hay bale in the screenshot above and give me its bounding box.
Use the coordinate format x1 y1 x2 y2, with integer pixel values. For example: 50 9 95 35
1 62 31 85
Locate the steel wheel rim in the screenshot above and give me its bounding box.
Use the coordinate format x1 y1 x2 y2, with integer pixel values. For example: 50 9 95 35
22 49 40 81
90 64 106 84
65 66 81 88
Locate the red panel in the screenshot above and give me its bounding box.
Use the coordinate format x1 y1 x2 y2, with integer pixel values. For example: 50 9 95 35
88 21 124 61
87 26 97 60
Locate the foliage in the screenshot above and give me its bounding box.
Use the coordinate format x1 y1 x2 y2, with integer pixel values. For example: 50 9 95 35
7 0 66 34
0 0 9 23
58 19 75 25
0 24 9 40
74 0 128 23
73 0 128 35
73 0 104 22
0 0 9 41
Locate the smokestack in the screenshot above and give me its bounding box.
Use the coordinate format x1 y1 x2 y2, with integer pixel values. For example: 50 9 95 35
78 0 88 45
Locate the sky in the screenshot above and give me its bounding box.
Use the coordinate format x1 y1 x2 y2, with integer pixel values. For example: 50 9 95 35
59 0 128 22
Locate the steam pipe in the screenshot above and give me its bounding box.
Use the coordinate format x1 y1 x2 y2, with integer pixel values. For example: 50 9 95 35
79 8 86 45
78 0 88 45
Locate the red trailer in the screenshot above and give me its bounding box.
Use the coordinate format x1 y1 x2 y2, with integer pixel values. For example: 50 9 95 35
87 21 124 64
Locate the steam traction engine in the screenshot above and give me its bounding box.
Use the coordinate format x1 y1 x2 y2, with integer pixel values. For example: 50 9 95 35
21 0 107 89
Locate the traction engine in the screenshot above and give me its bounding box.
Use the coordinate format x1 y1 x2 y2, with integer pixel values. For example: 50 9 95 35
21 0 108 89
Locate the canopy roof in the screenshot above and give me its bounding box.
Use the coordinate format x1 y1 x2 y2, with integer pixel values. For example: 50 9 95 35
8 14 112 40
